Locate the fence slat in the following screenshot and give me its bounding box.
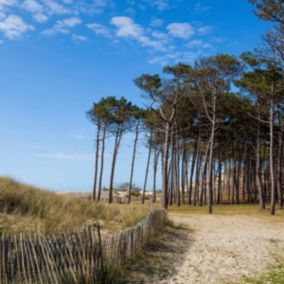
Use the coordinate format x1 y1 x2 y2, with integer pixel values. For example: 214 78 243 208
0 209 165 283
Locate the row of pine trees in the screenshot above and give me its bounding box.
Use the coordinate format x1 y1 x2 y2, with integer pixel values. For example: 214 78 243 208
87 0 284 215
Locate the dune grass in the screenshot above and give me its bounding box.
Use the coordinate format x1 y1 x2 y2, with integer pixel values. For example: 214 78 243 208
0 177 151 235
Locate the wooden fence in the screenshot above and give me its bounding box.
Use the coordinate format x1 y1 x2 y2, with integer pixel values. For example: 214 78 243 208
0 208 166 283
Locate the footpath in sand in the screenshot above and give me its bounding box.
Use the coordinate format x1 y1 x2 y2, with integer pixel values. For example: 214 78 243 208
159 213 284 284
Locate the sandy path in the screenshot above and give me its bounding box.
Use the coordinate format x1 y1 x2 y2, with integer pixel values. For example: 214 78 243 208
159 214 284 284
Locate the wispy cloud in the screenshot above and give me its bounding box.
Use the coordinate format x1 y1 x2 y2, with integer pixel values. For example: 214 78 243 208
111 16 169 52
72 134 92 140
111 16 143 38
151 0 169 11
0 1 217 65
87 23 111 37
167 23 195 39
0 15 34 39
38 152 94 161
42 17 81 36
150 18 164 27
194 2 211 13
33 13 48 23
72 34 87 41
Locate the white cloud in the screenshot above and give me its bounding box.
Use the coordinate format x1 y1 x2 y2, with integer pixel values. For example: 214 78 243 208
167 23 195 39
150 18 163 27
197 25 213 35
188 39 211 49
33 13 48 23
72 34 87 41
22 0 43 13
111 16 143 38
87 23 111 37
0 0 17 8
149 51 196 66
42 17 81 36
194 2 211 13
152 0 169 11
0 15 33 39
44 0 70 15
111 16 169 52
73 134 91 140
38 152 94 161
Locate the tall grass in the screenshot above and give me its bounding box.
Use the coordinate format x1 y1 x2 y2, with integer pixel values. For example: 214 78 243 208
0 177 151 235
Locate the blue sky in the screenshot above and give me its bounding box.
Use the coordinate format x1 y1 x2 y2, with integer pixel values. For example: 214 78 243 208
0 0 269 192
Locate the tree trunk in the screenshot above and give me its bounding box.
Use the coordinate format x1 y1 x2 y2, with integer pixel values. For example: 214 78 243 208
277 117 283 208
142 134 153 204
256 121 265 210
162 122 171 209
92 120 101 200
128 121 140 203
152 147 160 203
109 126 123 204
97 123 107 201
269 98 276 215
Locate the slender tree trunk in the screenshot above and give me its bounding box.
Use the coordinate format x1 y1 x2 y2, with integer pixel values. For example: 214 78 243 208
277 117 283 208
142 134 152 204
128 121 140 203
97 123 107 201
109 126 123 204
207 92 216 213
190 136 200 204
181 137 187 205
92 120 101 200
217 155 222 204
162 122 171 209
152 147 160 203
175 136 181 207
200 142 210 206
269 97 276 215
256 120 265 210
207 121 215 212
194 148 202 207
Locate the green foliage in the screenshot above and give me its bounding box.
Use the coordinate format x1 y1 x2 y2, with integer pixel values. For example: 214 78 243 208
249 0 284 24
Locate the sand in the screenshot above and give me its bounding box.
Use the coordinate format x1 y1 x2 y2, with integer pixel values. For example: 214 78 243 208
158 213 284 284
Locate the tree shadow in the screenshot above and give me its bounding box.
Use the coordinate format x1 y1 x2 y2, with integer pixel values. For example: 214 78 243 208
120 221 194 283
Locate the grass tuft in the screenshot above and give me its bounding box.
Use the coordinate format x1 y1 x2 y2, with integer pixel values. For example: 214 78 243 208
0 177 150 235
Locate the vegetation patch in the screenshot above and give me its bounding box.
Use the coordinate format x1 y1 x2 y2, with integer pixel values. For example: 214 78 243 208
112 221 192 283
0 177 151 235
239 254 284 284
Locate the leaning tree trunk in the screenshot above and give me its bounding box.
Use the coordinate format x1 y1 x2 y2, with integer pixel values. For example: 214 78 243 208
97 123 107 201
128 121 140 204
142 133 153 204
162 122 171 209
92 120 101 201
109 126 123 204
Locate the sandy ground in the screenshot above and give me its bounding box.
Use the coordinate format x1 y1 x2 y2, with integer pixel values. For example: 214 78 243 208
158 213 284 284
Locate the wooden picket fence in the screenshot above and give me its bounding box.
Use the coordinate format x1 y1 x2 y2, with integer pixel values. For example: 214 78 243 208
0 209 166 283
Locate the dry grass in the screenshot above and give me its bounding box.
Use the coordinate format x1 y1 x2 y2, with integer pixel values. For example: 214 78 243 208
168 204 284 222
0 177 151 235
114 221 191 283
